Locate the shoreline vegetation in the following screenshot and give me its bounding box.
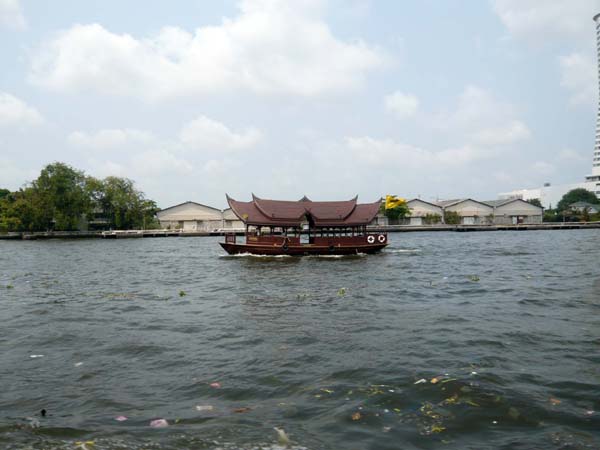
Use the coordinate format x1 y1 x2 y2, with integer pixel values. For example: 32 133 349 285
2 162 600 237
0 162 159 233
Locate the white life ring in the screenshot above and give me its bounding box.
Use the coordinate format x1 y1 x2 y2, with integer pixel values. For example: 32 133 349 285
367 235 375 244
377 234 386 243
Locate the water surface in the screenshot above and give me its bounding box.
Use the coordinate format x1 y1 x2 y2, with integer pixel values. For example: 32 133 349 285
1 230 599 449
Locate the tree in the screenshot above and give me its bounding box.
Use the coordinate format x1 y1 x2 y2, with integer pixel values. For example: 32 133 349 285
0 189 9 200
444 210 461 225
93 176 159 229
556 188 599 212
32 162 91 230
527 198 542 208
381 199 411 221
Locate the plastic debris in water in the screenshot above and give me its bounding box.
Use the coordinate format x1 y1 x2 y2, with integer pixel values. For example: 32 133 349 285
74 362 83 367
30 355 44 358
179 290 186 297
414 378 427 384
6 284 14 289
114 415 128 421
337 287 346 297
585 410 594 416
549 397 561 406
274 427 290 446
149 418 169 428
195 405 214 411
210 382 221 389
382 426 391 433
351 412 362 421
430 377 440 384
469 275 480 282
74 441 95 449
431 424 446 433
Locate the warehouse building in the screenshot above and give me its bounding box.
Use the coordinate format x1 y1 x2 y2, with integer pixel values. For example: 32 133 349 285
436 199 494 225
485 199 543 225
157 201 224 231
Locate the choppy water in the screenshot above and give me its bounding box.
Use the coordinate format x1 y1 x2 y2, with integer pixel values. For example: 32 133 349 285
1 230 599 450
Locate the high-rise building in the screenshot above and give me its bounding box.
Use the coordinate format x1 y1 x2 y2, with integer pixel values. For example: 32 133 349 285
586 13 600 182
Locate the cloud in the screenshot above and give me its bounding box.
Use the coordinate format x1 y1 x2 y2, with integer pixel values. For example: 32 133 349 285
532 160 556 176
29 0 384 100
492 0 598 44
0 0 25 30
345 136 490 168
67 129 155 150
179 116 262 151
384 91 419 119
470 120 531 146
0 92 43 127
559 52 597 106
433 85 531 145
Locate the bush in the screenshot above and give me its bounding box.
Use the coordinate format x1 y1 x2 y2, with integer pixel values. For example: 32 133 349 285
444 211 461 225
423 213 441 225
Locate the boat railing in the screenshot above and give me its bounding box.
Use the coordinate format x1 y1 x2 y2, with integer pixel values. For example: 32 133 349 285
225 233 236 244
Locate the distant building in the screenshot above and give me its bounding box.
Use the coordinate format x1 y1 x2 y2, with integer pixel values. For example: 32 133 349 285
157 202 245 231
569 201 600 214
405 199 443 225
436 199 494 225
485 199 543 225
157 201 224 231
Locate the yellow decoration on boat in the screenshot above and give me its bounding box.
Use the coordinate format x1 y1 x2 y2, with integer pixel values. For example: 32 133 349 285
385 195 406 210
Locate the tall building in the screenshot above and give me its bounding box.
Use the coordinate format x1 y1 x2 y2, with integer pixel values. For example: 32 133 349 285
587 13 600 182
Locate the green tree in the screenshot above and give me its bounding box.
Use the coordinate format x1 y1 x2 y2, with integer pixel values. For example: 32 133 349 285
0 189 10 200
556 188 599 212
94 176 159 229
381 201 411 221
32 162 91 230
443 210 461 225
527 198 542 208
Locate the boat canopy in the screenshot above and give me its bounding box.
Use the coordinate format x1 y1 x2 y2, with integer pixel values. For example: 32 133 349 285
226 194 381 227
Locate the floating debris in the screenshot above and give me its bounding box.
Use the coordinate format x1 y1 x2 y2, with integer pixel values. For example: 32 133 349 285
114 416 128 422
382 426 392 433
430 377 440 384
179 290 186 297
469 275 480 282
30 354 44 358
414 378 427 385
320 388 334 394
274 427 290 446
549 397 561 406
74 441 95 449
337 287 346 297
41 409 46 417
210 382 222 389
233 407 252 413
195 405 214 412
74 362 83 367
351 412 362 421
6 284 14 289
149 418 169 428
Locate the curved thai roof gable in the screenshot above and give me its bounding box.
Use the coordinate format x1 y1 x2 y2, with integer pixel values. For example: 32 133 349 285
226 194 379 226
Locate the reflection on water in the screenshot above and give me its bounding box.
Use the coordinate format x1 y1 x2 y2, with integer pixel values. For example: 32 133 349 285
0 230 599 449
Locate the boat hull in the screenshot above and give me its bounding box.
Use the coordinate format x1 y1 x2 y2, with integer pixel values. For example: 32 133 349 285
220 242 387 256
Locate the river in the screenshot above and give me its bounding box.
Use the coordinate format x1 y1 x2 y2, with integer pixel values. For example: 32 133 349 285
1 230 599 449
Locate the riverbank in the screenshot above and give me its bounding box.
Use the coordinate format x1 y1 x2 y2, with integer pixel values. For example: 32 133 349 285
1 221 599 240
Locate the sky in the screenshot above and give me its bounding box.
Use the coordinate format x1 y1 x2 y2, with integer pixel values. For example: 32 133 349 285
1 0 599 209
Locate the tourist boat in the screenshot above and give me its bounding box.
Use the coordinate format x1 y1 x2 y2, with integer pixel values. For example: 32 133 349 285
220 194 388 255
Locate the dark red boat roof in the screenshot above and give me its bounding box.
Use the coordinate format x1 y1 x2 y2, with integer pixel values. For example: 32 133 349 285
226 194 381 227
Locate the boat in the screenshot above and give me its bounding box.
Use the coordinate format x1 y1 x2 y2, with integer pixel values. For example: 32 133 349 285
220 194 388 255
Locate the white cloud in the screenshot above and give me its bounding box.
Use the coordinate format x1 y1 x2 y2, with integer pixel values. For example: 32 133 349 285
0 0 25 30
470 120 531 146
559 52 597 106
433 85 531 145
532 160 556 176
492 0 598 44
558 148 589 162
134 149 194 175
29 0 384 100
0 92 43 127
384 91 419 119
345 136 490 168
67 129 155 150
179 116 262 151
